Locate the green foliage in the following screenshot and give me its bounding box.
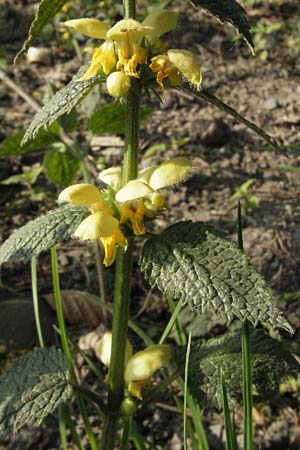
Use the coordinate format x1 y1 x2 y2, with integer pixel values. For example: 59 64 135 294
14 0 69 63
0 205 88 265
0 347 72 435
43 144 81 186
59 108 78 133
1 165 43 187
251 22 282 61
178 328 298 408
22 66 103 144
0 124 59 157
190 0 254 51
87 102 153 135
229 179 260 209
140 221 293 332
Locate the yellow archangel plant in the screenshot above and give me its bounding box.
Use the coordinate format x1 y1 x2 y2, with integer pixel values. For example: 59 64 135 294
58 159 191 264
97 332 172 400
99 157 192 235
65 10 202 96
58 184 126 267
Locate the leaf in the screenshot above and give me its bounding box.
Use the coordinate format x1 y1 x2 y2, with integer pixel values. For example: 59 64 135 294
183 84 286 155
14 0 69 63
22 66 103 144
190 0 254 50
59 107 78 132
87 101 153 134
177 328 298 408
44 290 104 326
140 221 292 332
0 204 88 265
0 347 72 435
43 144 81 187
1 166 44 186
0 124 59 157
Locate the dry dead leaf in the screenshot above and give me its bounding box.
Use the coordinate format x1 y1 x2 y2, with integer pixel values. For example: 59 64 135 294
44 290 104 326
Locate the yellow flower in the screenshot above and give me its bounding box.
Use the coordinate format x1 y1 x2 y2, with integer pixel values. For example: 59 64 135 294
65 11 178 80
97 332 172 400
58 184 126 266
125 344 172 400
97 332 133 368
150 49 202 90
99 157 192 235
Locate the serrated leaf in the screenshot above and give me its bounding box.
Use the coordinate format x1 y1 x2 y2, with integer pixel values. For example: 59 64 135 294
0 124 59 157
140 221 292 332
87 101 153 134
178 328 298 408
0 204 88 265
190 0 254 50
43 145 81 186
59 107 78 132
14 0 69 63
22 66 103 144
0 347 72 435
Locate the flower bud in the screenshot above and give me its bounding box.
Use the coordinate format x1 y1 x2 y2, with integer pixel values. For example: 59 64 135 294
125 344 172 384
96 332 133 368
120 397 137 416
167 49 202 87
106 71 131 98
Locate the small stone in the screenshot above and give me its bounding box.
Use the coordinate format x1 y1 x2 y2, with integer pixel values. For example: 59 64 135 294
263 98 278 110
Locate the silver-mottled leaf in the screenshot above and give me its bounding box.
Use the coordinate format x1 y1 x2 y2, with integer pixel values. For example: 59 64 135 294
0 204 88 265
0 347 72 435
190 0 254 50
140 221 292 332
15 0 69 62
22 66 103 144
178 328 298 408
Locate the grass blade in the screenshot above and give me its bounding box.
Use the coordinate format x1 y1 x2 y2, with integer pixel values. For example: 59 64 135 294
159 297 184 345
242 320 253 450
184 331 192 450
237 202 253 450
166 293 186 346
31 256 45 347
221 372 238 450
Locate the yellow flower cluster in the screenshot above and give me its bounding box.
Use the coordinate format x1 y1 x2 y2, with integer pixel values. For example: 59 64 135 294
58 157 192 266
97 332 172 400
65 10 201 96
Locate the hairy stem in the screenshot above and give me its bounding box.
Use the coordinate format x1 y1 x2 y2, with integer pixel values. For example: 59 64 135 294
100 4 140 445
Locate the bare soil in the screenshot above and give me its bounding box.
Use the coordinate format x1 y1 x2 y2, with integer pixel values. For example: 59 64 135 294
1 1 300 449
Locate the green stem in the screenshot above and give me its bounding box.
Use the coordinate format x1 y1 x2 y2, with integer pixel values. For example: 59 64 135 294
100 25 141 449
122 86 141 183
123 0 136 19
31 256 45 348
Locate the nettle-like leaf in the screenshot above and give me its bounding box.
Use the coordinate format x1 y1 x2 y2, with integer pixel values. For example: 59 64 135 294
140 221 292 332
43 144 81 187
15 0 69 63
0 347 72 435
87 102 153 134
177 328 298 408
0 205 88 265
190 0 254 50
0 124 59 157
22 67 103 144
